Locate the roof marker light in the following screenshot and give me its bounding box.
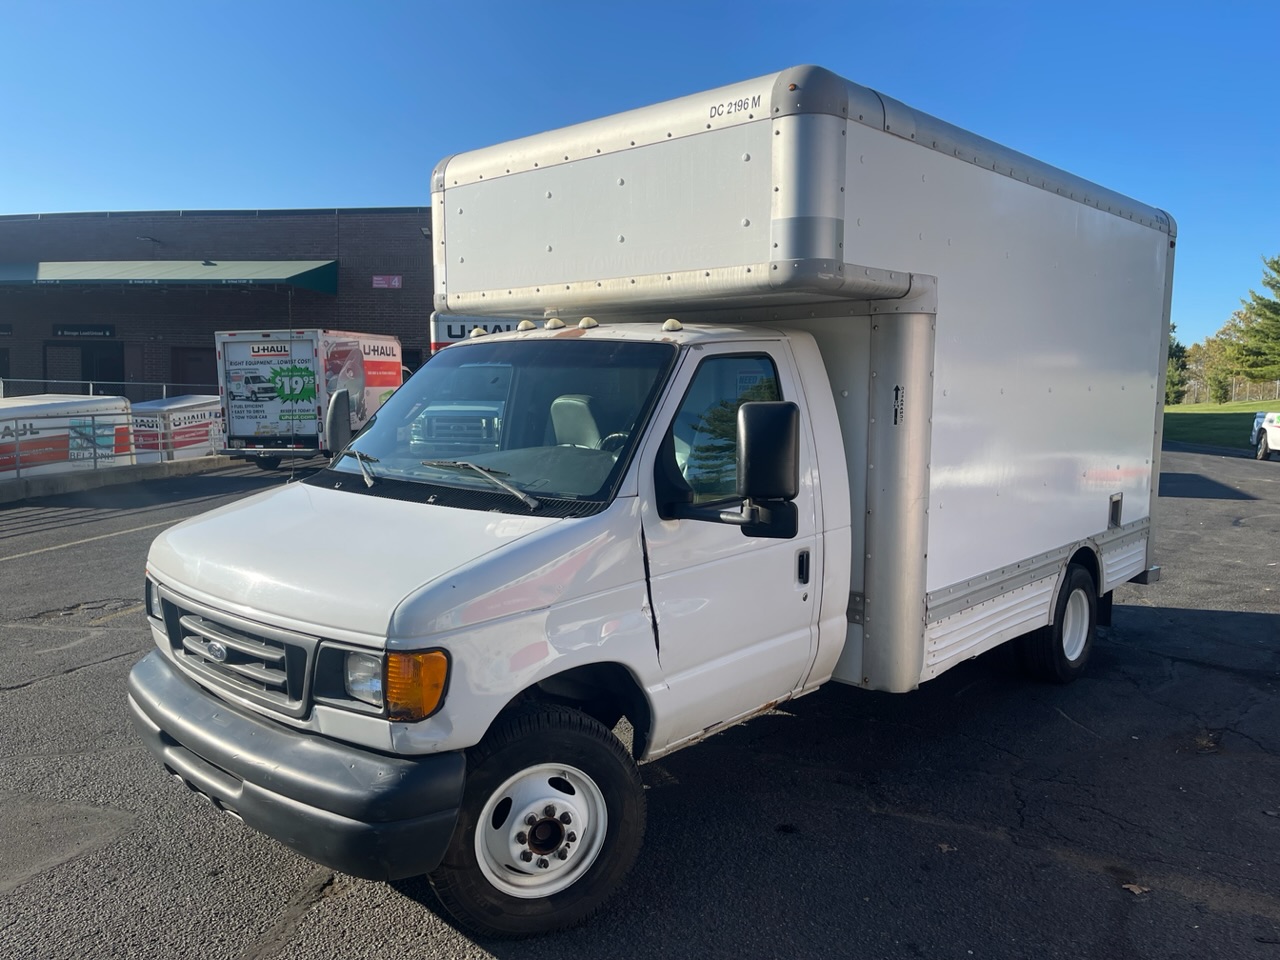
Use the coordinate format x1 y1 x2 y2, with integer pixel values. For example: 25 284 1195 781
468 327 488 339
517 320 537 332
662 318 684 332
578 316 598 329
545 318 566 330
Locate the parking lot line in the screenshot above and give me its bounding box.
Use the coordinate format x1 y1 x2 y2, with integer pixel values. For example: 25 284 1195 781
0 519 180 564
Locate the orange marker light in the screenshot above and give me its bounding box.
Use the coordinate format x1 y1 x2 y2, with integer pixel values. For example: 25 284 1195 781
386 651 450 721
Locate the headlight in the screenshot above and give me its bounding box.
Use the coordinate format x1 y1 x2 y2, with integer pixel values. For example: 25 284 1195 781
344 652 384 707
144 578 162 619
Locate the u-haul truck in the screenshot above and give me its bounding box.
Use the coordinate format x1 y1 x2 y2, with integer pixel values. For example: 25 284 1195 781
215 329 402 469
132 66 1173 937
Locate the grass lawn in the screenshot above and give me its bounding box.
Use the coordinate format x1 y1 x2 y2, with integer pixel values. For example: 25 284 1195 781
1164 400 1274 449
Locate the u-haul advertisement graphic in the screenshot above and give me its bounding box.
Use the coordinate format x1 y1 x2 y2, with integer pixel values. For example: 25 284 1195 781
223 338 319 439
324 335 402 427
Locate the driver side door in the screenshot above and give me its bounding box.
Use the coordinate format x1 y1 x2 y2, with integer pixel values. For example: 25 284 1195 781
640 342 820 750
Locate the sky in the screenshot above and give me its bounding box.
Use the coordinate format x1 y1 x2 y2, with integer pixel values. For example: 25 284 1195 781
0 0 1275 347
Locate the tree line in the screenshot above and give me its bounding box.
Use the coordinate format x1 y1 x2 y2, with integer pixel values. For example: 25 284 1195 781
1167 253 1280 405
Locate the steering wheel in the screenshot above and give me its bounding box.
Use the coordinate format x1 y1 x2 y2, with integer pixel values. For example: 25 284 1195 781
596 432 630 454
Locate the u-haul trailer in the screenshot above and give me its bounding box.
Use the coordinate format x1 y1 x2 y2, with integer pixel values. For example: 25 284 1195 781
130 66 1173 938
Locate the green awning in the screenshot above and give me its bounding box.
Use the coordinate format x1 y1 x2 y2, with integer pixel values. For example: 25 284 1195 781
0 260 338 293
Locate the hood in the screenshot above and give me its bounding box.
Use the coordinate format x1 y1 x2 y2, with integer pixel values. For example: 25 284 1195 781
147 482 559 640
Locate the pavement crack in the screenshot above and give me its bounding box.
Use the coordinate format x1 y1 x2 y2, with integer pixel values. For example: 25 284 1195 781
236 869 339 960
0 649 139 692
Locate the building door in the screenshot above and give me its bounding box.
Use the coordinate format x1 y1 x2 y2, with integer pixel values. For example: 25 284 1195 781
81 342 125 395
171 347 217 392
0 347 9 381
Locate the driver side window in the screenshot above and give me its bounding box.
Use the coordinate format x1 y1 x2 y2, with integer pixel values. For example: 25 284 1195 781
671 355 781 505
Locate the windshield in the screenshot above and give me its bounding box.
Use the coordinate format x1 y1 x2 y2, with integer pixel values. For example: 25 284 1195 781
319 338 677 513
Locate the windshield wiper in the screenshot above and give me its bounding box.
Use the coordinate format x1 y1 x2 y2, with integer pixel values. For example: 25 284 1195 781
420 459 540 510
338 449 379 488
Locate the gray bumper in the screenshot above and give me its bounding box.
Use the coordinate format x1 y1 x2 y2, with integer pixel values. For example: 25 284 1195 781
128 650 465 881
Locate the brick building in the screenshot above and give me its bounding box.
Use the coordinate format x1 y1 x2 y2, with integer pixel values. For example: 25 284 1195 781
0 207 433 398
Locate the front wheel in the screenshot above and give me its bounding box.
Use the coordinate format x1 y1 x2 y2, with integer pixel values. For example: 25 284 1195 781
1018 564 1097 684
1258 433 1273 461
429 704 646 939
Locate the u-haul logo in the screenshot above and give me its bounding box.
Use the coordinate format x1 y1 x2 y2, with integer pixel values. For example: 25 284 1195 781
363 343 397 358
250 344 292 357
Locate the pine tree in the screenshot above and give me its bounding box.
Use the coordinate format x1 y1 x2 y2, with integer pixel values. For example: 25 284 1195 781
1165 324 1188 404
1237 254 1280 380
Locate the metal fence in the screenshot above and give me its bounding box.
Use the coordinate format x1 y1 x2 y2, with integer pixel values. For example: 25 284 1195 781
0 378 218 403
0 411 133 480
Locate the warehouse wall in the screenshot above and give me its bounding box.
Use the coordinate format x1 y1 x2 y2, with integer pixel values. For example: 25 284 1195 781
0 208 433 397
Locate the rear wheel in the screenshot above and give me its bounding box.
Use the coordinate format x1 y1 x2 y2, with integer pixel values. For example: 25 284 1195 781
1018 564 1097 684
1258 433 1273 461
429 704 645 939
252 456 281 471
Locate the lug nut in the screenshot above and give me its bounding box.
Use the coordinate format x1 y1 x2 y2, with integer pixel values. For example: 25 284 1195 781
520 850 533 862
558 849 569 860
566 831 577 843
525 814 538 826
537 858 549 869
559 812 572 824
543 805 557 817
515 832 527 844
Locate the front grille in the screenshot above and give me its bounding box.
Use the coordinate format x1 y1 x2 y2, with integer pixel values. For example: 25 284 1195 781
424 415 496 441
155 585 317 719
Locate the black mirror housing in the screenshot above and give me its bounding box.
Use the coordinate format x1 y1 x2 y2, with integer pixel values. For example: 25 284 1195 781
737 401 799 502
324 389 353 457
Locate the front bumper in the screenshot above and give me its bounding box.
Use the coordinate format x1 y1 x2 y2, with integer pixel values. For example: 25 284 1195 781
128 650 465 881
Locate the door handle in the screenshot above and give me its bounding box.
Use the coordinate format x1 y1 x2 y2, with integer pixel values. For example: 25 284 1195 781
797 549 811 585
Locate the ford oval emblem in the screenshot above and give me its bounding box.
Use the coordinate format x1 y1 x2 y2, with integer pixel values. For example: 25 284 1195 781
207 641 229 663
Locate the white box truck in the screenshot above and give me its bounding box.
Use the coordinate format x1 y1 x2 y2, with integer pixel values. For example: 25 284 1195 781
429 311 521 354
130 66 1174 938
216 328 403 469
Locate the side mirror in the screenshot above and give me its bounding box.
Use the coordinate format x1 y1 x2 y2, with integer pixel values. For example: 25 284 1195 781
655 400 800 539
737 401 799 501
324 389 352 457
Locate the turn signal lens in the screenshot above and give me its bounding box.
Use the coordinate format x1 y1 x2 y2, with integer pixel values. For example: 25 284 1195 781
386 651 450 721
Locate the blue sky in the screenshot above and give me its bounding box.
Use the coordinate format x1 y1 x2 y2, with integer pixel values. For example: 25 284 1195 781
1 0 1274 347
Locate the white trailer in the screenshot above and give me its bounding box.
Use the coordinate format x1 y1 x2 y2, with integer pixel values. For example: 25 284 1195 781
132 395 222 463
0 393 135 479
130 67 1173 938
215 328 403 468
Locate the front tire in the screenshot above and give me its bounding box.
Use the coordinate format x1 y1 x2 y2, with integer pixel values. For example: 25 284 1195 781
1258 433 1273 461
1018 564 1097 684
429 704 645 939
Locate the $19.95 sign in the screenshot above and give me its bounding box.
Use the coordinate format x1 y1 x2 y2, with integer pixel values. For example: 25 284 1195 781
271 365 316 403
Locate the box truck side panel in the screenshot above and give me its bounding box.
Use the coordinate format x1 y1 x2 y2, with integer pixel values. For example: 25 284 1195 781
841 122 1170 594
439 122 775 306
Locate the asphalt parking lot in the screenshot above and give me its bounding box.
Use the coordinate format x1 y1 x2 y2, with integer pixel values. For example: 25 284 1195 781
0 448 1277 960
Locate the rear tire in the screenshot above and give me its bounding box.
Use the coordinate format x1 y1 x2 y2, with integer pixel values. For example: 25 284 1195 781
1018 564 1097 684
1258 433 1273 461
252 456 281 471
429 704 645 939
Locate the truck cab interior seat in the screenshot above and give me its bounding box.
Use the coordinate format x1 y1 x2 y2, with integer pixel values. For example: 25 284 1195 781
550 394 602 448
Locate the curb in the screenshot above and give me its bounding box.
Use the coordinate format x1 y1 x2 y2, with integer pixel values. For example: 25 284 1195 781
0 456 239 505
